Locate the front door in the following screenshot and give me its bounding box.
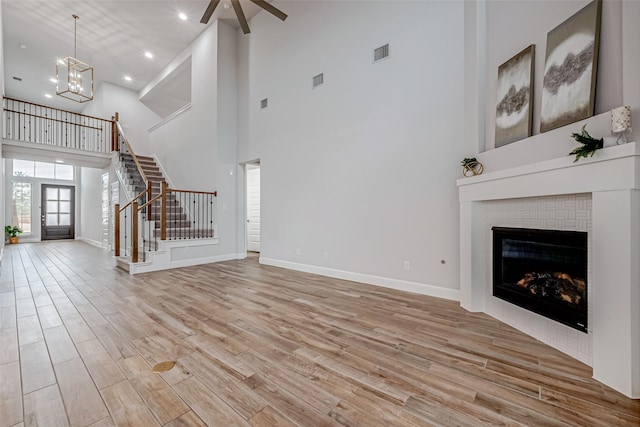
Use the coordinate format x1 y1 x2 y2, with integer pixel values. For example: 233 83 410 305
41 184 75 240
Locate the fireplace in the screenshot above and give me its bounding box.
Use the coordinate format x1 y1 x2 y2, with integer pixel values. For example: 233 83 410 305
492 227 588 332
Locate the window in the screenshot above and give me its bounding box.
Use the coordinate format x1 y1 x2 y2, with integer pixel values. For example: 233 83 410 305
35 162 55 179
12 160 74 180
55 164 74 180
13 159 34 177
12 182 31 233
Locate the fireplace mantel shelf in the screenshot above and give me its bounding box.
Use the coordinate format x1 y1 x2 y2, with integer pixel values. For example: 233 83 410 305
457 141 640 202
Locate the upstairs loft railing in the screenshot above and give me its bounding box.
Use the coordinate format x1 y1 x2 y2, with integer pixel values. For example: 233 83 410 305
2 96 114 153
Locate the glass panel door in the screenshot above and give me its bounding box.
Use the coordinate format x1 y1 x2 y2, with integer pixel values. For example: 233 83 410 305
41 184 75 240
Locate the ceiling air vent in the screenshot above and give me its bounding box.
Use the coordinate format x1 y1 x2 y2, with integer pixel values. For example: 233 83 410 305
260 98 268 109
312 73 324 89
373 44 389 62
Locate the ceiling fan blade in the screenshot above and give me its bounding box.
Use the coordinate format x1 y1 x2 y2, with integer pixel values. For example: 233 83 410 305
200 0 221 24
231 0 250 34
249 0 288 21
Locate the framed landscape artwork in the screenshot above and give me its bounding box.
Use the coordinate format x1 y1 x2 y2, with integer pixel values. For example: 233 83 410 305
495 45 535 148
540 0 602 133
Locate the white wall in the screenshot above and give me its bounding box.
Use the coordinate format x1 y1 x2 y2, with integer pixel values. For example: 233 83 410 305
78 167 103 244
145 22 219 190
81 82 161 156
238 1 465 296
141 20 240 258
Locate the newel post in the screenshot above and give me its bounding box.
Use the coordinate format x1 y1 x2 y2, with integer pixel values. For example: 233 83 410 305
114 203 120 256
147 180 153 221
161 181 167 241
111 112 119 152
132 201 139 263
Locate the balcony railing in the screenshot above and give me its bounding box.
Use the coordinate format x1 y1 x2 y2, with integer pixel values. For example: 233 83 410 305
2 96 113 153
115 182 217 263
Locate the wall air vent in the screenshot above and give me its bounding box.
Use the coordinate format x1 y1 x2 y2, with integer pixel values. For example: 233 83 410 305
260 98 268 109
312 73 324 89
373 44 390 62
12 76 22 81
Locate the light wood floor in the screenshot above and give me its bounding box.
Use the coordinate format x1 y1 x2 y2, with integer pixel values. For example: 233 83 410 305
0 241 638 427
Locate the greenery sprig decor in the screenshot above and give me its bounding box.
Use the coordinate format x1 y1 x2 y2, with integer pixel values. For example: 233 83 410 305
569 124 603 162
461 157 484 177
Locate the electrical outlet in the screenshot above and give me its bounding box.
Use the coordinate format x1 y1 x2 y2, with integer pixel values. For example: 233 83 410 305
295 248 301 256
323 251 329 260
403 261 410 271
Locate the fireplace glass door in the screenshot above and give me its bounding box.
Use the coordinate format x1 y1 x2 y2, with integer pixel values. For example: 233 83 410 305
492 227 588 332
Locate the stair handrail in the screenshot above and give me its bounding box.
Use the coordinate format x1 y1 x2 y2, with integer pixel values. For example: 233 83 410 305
115 118 148 184
118 188 148 212
115 188 150 262
139 193 162 211
166 188 218 196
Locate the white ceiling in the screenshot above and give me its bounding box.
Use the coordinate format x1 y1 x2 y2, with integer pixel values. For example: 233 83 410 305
2 0 263 113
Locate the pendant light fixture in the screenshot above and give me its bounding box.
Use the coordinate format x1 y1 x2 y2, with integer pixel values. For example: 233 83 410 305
56 14 94 103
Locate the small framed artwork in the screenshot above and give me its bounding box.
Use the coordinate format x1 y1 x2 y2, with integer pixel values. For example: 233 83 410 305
540 0 602 133
495 45 535 148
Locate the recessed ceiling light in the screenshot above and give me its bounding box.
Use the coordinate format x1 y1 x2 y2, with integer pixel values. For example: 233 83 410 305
124 75 132 82
44 94 52 98
50 77 58 83
18 43 27 49
57 59 65 65
55 160 64 164
144 51 153 59
178 12 187 20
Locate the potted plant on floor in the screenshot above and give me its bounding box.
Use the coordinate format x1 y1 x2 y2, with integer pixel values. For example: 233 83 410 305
5 226 23 244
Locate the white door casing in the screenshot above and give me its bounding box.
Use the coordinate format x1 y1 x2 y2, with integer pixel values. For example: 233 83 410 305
246 165 261 252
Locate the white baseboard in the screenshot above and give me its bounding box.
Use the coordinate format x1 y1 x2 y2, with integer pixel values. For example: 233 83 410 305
130 252 240 274
259 258 460 301
76 237 104 248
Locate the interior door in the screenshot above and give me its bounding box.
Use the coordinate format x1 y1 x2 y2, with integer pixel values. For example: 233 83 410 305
246 165 261 252
41 184 75 240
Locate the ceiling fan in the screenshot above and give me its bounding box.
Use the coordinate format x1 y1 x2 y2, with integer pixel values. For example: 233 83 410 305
200 0 287 34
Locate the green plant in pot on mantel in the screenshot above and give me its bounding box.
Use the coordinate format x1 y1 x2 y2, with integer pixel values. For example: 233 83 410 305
5 225 23 244
569 124 603 162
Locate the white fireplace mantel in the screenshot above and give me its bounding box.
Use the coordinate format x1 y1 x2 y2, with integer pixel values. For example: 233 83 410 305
457 142 640 399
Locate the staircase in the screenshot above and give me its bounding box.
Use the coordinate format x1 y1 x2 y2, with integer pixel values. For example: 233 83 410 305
119 153 162 198
115 131 218 274
119 153 189 237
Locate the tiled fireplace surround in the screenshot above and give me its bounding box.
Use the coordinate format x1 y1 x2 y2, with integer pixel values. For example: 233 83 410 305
458 142 640 399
